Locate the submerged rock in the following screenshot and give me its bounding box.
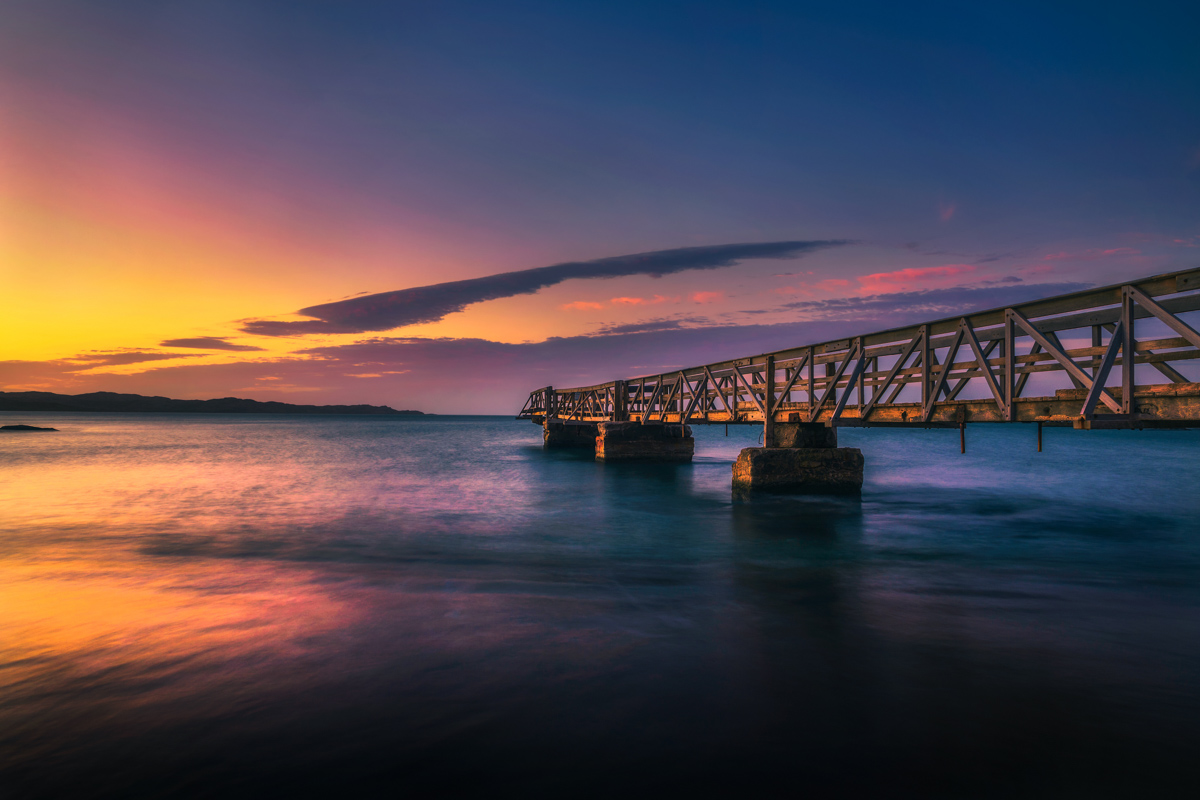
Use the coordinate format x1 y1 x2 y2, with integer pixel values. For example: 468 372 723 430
1 424 59 432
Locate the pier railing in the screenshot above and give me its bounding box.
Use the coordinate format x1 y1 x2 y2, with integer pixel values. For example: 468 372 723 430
517 268 1200 431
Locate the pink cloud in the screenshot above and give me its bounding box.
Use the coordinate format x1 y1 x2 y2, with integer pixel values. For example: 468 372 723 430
690 291 723 304
770 285 812 297
561 301 605 311
856 265 975 294
610 294 675 306
813 278 851 292
1040 247 1139 262
938 201 957 222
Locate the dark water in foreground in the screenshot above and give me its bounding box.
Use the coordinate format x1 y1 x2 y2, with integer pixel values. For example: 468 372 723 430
1 413 1198 798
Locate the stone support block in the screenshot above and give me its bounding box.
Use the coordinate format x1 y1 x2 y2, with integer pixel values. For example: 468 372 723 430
595 421 694 462
772 422 837 449
543 420 599 448
732 447 863 494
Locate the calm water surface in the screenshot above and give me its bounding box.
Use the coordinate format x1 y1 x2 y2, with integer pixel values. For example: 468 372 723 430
1 413 1198 798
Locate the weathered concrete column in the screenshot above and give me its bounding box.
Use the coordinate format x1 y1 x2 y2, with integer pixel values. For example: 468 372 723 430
596 421 694 462
733 422 862 494
772 422 837 448
544 419 599 448
733 447 863 494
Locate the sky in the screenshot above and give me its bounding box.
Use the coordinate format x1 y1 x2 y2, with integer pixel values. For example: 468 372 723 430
2 0 1198 412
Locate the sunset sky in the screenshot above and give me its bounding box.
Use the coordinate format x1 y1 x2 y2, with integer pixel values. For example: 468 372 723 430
2 1 1198 412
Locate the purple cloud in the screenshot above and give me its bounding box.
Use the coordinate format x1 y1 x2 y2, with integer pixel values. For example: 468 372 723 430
240 240 851 336
161 337 265 352
65 351 201 368
780 282 1089 323
593 317 711 335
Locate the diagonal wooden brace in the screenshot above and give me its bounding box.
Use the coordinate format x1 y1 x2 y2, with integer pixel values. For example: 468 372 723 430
809 342 859 423
1007 308 1121 413
733 364 767 416
1125 285 1200 349
961 319 1006 414
863 332 922 420
924 327 964 422
1081 320 1125 419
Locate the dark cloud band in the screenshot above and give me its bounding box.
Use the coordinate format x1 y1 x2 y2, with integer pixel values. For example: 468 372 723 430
241 240 850 336
161 337 265 352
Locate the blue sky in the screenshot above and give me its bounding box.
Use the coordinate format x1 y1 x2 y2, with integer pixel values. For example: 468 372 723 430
1 1 1197 409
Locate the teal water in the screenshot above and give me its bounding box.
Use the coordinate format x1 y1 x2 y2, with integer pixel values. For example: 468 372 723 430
1 413 1198 797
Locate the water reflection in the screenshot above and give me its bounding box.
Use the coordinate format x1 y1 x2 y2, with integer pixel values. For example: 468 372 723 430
0 415 1197 796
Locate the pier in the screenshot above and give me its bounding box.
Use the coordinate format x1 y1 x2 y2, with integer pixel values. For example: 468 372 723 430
518 268 1200 492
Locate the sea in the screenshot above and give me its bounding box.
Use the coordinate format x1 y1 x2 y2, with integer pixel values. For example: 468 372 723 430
1 412 1198 798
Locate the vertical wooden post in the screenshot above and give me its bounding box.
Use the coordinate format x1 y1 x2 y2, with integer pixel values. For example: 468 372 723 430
1037 421 1043 452
857 348 866 411
1092 325 1102 377
1121 288 1135 415
764 355 775 447
920 325 931 410
807 347 815 419
960 420 966 454
1004 313 1016 421
544 386 555 420
613 381 627 421
996 336 1005 405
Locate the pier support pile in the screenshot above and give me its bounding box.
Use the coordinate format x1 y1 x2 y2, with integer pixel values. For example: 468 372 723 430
733 423 863 494
595 422 694 462
542 419 599 448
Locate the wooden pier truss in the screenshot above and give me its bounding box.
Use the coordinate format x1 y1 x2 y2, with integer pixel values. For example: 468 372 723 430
518 268 1200 433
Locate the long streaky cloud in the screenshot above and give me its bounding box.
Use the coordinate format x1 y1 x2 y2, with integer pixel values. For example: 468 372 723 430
241 240 850 336
161 337 265 352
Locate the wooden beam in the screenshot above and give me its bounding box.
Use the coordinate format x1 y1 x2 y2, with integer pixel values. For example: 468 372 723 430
961 319 1006 413
733 364 766 416
1081 320 1125 419
924 328 964 422
1007 307 1122 413
862 332 921 420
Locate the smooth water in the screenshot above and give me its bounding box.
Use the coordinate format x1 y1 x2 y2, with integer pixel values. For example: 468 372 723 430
1 413 1198 798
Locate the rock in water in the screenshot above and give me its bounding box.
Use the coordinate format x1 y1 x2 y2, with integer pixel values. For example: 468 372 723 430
1 424 59 432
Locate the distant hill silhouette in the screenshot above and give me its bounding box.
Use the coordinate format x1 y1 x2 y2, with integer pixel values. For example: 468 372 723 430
0 391 423 415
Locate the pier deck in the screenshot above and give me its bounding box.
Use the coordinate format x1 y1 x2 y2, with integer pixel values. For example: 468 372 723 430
518 269 1200 436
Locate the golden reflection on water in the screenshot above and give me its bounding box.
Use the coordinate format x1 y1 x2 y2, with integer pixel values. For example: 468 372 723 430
0 420 381 730
0 557 351 705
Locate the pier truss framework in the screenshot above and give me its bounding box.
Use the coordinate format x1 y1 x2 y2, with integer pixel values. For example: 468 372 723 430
518 268 1200 436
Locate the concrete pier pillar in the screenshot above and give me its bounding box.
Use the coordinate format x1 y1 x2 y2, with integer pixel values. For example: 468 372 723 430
733 423 862 494
595 421 694 462
772 422 838 449
544 419 599 448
